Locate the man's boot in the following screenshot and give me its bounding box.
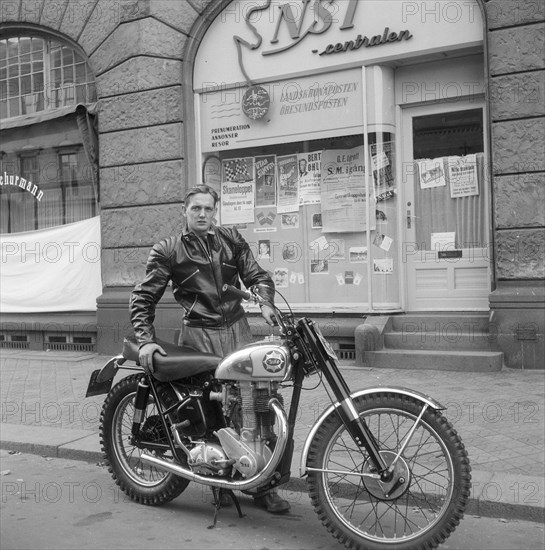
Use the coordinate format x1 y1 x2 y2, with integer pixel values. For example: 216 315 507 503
253 489 290 514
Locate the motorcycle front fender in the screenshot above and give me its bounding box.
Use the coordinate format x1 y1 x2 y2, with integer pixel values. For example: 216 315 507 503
299 386 445 477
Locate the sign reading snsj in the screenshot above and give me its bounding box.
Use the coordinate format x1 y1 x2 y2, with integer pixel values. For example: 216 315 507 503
237 0 362 56
195 0 482 90
233 0 411 63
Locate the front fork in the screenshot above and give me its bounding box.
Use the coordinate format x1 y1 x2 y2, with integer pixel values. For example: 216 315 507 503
334 396 392 481
297 321 427 483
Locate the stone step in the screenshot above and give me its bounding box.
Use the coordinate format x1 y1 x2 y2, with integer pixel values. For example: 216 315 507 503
363 349 503 372
384 331 497 351
390 314 490 333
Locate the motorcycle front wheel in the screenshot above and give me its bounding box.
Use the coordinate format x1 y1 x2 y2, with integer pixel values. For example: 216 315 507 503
306 393 471 550
100 374 189 505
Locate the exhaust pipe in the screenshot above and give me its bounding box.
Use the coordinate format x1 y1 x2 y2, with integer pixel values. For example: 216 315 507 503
140 398 288 491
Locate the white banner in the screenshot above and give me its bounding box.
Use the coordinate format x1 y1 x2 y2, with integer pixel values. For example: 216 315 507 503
0 217 102 312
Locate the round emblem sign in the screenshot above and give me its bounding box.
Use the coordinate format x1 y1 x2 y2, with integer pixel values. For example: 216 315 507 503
241 86 270 120
262 350 285 373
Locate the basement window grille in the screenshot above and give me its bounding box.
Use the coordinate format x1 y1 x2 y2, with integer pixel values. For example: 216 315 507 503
44 342 95 352
44 333 96 352
333 341 356 361
0 334 30 349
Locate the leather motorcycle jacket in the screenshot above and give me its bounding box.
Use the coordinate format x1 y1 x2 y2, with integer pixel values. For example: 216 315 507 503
130 225 275 348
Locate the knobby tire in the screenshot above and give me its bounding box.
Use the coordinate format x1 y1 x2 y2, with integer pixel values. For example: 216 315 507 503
306 393 471 550
100 374 189 505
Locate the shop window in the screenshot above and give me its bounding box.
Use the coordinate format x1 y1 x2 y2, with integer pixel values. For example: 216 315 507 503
201 131 397 309
0 145 96 233
0 35 96 120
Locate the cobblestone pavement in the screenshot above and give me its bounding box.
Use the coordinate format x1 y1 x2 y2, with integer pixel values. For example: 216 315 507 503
1 349 544 478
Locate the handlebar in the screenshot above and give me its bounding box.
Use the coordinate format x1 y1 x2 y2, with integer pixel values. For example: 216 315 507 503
222 284 252 301
222 283 283 329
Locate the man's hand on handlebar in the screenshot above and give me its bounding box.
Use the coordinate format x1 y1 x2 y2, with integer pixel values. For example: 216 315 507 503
223 284 278 326
260 304 278 326
138 342 167 373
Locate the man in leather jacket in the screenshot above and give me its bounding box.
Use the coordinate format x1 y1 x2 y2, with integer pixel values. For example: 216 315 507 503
129 184 290 514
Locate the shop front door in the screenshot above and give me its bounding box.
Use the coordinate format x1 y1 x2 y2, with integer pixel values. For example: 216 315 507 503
401 102 491 311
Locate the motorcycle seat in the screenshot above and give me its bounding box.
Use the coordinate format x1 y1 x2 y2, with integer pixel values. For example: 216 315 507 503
122 336 222 382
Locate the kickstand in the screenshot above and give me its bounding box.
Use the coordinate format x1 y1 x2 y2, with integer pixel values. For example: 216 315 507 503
207 488 245 529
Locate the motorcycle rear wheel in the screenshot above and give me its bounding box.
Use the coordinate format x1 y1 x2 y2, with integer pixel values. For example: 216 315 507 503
306 393 471 550
100 374 189 505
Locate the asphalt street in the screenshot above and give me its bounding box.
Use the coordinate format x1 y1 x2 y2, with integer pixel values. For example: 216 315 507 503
1 450 544 550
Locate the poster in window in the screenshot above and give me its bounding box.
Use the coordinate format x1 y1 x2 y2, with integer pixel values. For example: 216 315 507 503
255 155 277 207
370 141 395 200
282 242 300 261
349 246 368 263
281 212 299 229
258 239 271 260
298 151 321 206
430 231 456 252
417 159 446 189
376 208 388 223
311 213 322 229
310 259 328 274
448 154 479 198
274 267 289 288
277 154 299 213
221 157 255 225
320 146 376 233
373 258 393 274
373 233 393 252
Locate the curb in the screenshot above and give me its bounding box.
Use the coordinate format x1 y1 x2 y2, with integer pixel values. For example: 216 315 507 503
0 423 101 463
2 422 543 523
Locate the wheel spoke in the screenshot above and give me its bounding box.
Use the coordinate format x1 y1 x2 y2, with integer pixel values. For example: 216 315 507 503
308 396 468 548
112 392 170 486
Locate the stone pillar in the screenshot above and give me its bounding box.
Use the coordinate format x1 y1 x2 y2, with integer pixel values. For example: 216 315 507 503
91 1 204 353
486 0 545 368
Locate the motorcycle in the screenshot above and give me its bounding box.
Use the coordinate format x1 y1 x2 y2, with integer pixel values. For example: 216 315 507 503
87 284 471 550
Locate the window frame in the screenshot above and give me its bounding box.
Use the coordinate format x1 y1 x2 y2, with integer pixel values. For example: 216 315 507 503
0 33 96 120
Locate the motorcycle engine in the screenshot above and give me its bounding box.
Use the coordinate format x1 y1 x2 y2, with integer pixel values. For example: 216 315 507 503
166 379 282 479
214 381 281 478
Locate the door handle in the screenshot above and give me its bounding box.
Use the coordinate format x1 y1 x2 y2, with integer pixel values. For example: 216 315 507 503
406 202 416 229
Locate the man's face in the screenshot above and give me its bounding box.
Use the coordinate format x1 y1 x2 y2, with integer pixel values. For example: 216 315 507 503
183 193 217 237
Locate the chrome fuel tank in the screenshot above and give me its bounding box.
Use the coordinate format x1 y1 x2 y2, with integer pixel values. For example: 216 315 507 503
215 338 292 381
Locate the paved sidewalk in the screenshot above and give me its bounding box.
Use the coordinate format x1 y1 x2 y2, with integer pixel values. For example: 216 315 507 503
1 349 544 522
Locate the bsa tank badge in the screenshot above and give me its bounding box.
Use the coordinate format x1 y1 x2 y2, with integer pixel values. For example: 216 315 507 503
262 350 285 373
241 86 270 120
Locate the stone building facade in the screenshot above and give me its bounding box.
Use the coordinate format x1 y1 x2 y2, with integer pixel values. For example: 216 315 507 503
485 0 545 368
0 0 543 368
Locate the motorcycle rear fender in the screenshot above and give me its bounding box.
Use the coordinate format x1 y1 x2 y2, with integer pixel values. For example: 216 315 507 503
299 386 445 477
85 354 126 397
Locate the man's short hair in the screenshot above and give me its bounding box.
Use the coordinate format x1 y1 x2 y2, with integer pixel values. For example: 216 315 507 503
183 185 219 206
